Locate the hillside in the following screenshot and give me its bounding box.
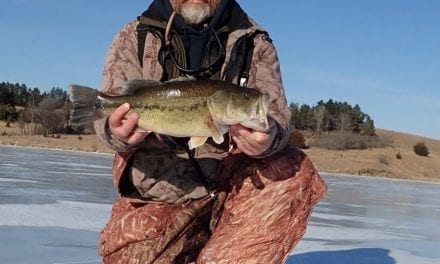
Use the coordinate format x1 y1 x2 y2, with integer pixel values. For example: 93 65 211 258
1 121 439 182
304 129 440 181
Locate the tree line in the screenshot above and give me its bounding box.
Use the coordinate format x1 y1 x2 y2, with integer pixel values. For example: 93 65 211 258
0 82 70 135
290 99 375 135
1 81 376 136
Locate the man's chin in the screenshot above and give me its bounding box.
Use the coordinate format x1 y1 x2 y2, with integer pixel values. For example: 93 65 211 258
180 4 211 25
185 0 209 4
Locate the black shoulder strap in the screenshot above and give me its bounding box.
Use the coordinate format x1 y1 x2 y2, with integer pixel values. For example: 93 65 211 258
239 31 270 87
239 35 254 87
136 16 167 68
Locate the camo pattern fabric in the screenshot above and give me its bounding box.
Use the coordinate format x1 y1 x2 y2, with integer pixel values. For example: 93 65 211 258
197 146 327 263
129 150 220 203
93 17 294 203
100 196 215 264
95 6 327 263
98 18 290 158
99 146 327 263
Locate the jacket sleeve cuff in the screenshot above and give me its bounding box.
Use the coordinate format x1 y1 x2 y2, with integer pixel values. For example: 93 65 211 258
252 118 290 159
93 118 139 153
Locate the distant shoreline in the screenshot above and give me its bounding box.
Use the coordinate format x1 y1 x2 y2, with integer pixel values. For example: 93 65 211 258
3 143 439 186
1 123 439 182
0 144 113 156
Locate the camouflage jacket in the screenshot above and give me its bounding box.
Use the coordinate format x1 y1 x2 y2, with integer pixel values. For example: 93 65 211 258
94 6 291 203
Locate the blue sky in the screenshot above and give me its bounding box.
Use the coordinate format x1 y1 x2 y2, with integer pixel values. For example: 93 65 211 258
0 0 439 139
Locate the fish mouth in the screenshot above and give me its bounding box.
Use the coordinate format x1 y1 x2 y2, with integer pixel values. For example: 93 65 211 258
260 93 269 119
245 93 270 132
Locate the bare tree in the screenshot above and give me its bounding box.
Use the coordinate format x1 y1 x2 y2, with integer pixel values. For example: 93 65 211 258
339 112 351 132
36 98 68 134
314 106 326 133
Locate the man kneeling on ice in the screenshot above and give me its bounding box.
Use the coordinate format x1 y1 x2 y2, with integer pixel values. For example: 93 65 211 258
76 0 328 263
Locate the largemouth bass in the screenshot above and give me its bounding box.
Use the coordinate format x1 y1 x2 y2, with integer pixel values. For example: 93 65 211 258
69 79 269 149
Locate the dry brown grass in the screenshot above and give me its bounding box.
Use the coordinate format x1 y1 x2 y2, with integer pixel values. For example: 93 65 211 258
310 131 392 150
1 121 439 182
304 129 440 182
0 121 111 153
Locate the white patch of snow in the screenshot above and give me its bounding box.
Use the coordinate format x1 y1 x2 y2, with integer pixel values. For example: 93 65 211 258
0 200 111 231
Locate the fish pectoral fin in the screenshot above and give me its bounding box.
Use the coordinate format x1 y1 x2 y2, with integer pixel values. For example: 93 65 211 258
211 125 227 145
188 137 209 150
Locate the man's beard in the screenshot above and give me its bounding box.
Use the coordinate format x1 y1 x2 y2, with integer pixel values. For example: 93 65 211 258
180 2 212 25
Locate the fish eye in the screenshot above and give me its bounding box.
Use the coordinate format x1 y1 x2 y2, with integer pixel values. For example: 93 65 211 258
244 92 251 99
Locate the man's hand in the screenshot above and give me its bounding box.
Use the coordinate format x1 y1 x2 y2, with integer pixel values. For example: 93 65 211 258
108 103 148 146
229 120 276 156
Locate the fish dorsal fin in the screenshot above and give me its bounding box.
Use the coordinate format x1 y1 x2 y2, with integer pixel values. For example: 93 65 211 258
122 79 162 95
165 75 197 83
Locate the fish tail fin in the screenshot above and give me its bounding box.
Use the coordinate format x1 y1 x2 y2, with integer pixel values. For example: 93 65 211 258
68 84 102 127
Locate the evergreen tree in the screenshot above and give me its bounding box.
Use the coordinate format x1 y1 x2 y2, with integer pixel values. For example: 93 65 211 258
289 99 376 135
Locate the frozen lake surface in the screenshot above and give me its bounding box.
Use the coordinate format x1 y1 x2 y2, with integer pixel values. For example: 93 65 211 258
1 145 439 264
